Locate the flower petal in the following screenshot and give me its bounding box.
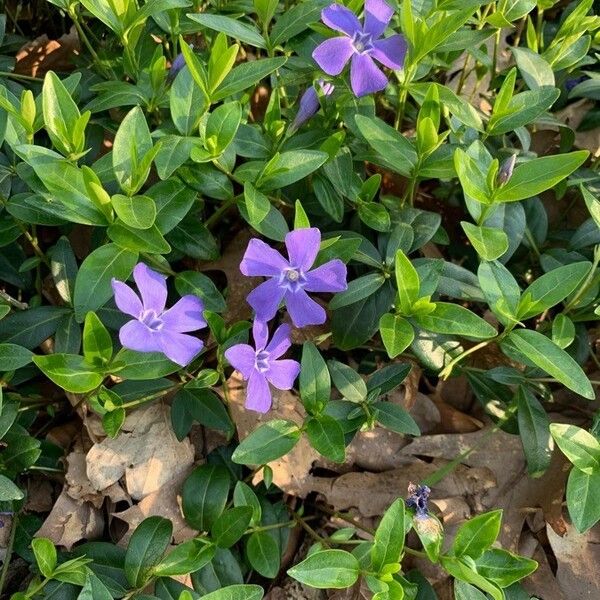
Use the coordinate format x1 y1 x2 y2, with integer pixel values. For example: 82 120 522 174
284 228 321 271
225 343 256 379
246 370 272 413
265 323 292 359
285 289 326 327
252 318 269 350
157 330 204 366
119 320 162 353
363 0 394 38
350 53 388 97
321 3 361 36
161 295 206 333
240 238 288 277
133 263 168 313
312 36 355 76
246 279 286 323
290 86 320 132
266 359 300 390
305 259 348 293
112 279 143 318
372 34 407 70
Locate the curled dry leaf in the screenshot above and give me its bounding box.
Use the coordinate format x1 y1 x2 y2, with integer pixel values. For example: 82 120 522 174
86 403 194 501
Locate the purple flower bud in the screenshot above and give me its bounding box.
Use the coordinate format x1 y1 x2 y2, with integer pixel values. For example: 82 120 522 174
167 44 193 83
405 482 431 518
497 154 516 186
290 80 335 132
565 75 588 93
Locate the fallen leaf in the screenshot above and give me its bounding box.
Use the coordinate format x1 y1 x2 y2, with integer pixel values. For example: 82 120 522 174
86 403 194 500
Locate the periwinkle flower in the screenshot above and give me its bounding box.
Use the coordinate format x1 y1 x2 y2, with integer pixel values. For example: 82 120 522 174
290 80 335 132
312 0 407 97
225 320 300 413
167 44 193 83
406 482 431 518
497 154 516 186
111 263 206 367
240 228 348 328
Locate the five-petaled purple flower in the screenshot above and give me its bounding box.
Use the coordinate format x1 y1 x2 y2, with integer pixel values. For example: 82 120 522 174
290 80 335 133
312 0 407 97
225 320 300 413
240 228 348 328
111 263 206 367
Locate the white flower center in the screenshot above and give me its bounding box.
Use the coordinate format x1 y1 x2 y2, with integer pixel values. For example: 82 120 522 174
255 350 270 373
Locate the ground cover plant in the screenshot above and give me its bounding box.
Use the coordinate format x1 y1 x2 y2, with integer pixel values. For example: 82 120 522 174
0 0 599 597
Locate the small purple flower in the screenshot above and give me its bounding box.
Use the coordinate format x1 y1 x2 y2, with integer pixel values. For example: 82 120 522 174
290 80 335 132
225 320 300 413
497 154 516 186
312 0 407 97
240 228 348 328
111 263 206 367
167 44 193 83
565 75 588 93
406 483 431 518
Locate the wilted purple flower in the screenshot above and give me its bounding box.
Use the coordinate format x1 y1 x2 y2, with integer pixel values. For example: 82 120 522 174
497 154 516 186
240 228 348 328
406 483 430 518
312 0 407 97
167 44 193 83
565 75 588 93
290 80 335 132
111 263 206 367
225 320 300 413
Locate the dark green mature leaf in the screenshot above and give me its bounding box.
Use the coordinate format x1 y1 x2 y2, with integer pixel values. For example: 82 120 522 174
327 360 367 402
246 532 280 578
440 556 503 600
0 474 24 501
517 387 552 477
182 465 230 531
373 402 420 436
270 0 326 45
566 468 600 533
33 354 104 393
124 517 172 588
474 549 537 587
367 364 412 395
0 306 70 349
299 342 330 414
153 540 215 577
213 58 287 101
330 273 385 310
501 330 594 399
187 14 266 48
452 510 502 560
232 420 301 465
413 303 497 340
211 507 253 548
288 550 360 589
305 415 346 463
0 343 33 371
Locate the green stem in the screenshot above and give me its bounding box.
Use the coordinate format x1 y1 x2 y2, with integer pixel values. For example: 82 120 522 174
438 339 493 380
564 245 600 313
206 194 241 229
0 71 42 83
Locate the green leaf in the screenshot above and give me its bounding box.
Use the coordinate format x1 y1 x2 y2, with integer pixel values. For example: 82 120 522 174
454 581 489 600
518 262 591 318
103 407 125 438
453 510 502 560
111 194 156 230
355 115 417 177
440 556 502 600
327 360 367 402
330 273 386 310
395 249 420 314
177 388 233 436
461 222 508 261
187 13 266 48
182 465 230 531
511 47 555 89
170 66 209 136
153 539 215 577
73 244 137 322
371 499 405 572
502 330 594 399
78 572 114 600
124 516 172 588
243 181 271 227
414 303 497 340
213 57 287 101
299 342 330 413
32 538 57 578
211 507 253 548
454 148 491 204
0 474 24 501
368 364 412 395
33 354 104 393
552 314 575 349
305 415 346 463
109 221 171 254
357 202 391 232
270 0 326 45
288 550 360 589
83 312 112 364
474 548 537 587
232 420 301 465
113 349 179 380
175 271 226 313
246 531 280 578
494 151 588 202
373 401 420 436
413 514 443 563
517 387 552 477
199 585 264 600
233 481 262 525
477 261 520 325
206 101 242 155
379 314 414 359
0 343 33 371
549 423 600 473
566 468 600 533
257 150 328 191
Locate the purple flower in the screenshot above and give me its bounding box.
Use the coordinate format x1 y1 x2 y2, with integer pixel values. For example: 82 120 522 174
111 263 206 367
497 154 516 186
225 320 300 413
167 44 193 83
290 80 335 132
240 228 348 328
312 0 407 97
405 482 431 518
